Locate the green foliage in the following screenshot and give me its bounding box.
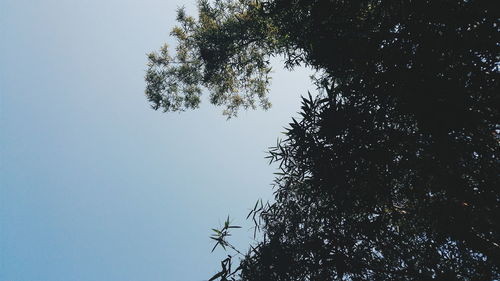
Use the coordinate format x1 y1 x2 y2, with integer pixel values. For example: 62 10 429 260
145 0 276 117
146 0 499 280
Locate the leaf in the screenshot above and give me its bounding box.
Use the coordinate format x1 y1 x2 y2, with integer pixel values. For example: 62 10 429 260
246 209 253 219
211 242 220 252
208 271 224 281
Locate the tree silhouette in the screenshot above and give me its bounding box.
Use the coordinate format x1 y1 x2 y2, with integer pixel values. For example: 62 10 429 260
145 0 499 280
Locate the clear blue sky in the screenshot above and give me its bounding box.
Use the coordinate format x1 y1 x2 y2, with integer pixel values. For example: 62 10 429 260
0 1 313 280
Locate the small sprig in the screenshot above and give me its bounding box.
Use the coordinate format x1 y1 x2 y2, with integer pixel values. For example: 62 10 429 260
210 216 242 254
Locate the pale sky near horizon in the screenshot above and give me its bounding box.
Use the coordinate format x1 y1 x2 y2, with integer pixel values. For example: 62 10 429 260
0 1 314 280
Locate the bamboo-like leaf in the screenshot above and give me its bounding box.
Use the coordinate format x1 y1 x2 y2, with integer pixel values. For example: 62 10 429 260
208 271 224 281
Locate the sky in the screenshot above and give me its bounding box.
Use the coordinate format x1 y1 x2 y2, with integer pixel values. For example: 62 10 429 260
0 1 313 280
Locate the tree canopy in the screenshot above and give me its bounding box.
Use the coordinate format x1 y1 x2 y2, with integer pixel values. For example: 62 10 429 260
145 0 499 280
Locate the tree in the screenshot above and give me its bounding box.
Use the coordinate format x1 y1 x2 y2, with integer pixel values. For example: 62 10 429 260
145 0 499 280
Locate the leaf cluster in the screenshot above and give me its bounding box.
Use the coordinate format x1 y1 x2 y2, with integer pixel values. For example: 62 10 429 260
238 91 499 280
145 0 278 117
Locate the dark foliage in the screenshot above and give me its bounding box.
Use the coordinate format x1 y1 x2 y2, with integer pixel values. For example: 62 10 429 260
237 90 499 280
146 0 499 280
